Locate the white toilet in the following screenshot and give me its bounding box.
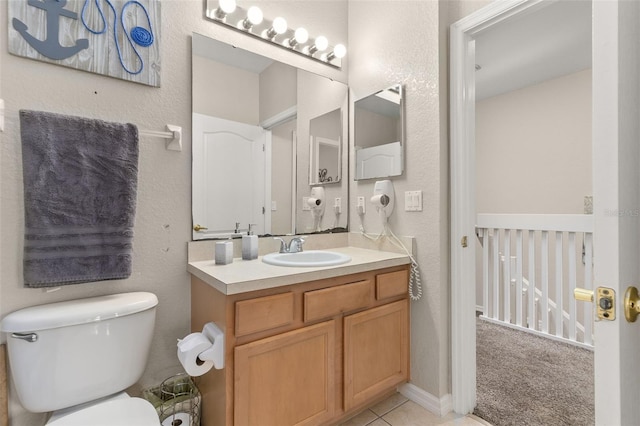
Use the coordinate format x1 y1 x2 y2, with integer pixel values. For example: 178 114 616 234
0 292 161 425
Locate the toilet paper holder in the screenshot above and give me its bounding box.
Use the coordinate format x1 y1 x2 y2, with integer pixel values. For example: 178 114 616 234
197 322 225 370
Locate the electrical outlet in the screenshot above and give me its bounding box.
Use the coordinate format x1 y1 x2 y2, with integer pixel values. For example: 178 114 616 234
357 196 365 214
334 198 342 214
302 197 311 211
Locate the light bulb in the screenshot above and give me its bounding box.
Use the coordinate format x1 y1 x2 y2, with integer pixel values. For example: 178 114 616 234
315 36 329 52
305 35 328 55
288 27 308 47
333 44 347 58
264 17 287 39
247 6 263 24
325 43 347 61
241 6 263 29
214 0 236 19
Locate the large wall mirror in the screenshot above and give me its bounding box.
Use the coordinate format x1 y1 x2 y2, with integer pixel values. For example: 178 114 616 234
192 33 348 240
354 84 404 180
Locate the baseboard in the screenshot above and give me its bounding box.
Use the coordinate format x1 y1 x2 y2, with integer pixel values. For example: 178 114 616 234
398 383 452 417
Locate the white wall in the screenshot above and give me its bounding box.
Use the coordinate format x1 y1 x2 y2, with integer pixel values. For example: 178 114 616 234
349 0 450 400
476 69 592 215
0 1 347 424
192 56 260 123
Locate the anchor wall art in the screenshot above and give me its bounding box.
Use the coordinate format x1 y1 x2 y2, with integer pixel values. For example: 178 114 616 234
9 0 161 87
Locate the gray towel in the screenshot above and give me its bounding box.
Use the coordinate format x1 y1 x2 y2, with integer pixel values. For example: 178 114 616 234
20 110 139 287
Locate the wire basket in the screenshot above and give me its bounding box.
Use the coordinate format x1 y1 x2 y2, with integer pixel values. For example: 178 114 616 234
142 373 201 426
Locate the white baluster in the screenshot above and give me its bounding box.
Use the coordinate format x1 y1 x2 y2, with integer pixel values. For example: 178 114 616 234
584 232 593 345
555 231 563 337
516 230 523 327
568 232 577 341
541 231 549 333
528 230 536 330
492 228 500 321
504 229 511 323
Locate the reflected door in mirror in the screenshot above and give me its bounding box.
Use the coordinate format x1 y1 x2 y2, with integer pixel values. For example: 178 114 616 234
192 114 271 240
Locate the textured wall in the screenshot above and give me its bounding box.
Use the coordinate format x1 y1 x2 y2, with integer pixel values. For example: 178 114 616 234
348 0 450 399
0 0 346 423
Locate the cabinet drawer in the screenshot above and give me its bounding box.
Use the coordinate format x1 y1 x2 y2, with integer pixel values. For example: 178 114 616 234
304 280 372 322
376 270 409 300
235 292 294 337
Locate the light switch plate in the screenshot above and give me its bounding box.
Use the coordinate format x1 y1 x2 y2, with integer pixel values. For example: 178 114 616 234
302 197 311 211
405 190 423 211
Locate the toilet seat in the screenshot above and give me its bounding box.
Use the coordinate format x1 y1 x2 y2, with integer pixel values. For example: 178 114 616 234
46 395 159 426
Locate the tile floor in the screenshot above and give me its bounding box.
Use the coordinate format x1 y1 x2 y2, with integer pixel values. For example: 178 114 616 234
339 393 492 426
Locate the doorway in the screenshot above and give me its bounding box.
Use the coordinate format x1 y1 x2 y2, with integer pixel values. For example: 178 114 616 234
450 0 593 415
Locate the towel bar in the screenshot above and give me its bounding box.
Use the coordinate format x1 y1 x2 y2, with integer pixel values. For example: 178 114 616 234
139 124 182 151
0 100 182 152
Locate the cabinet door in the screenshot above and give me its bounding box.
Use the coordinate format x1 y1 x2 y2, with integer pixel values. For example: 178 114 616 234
344 299 409 411
234 320 336 426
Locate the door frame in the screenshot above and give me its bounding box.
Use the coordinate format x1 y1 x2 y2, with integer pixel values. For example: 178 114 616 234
451 1 640 423
450 0 581 414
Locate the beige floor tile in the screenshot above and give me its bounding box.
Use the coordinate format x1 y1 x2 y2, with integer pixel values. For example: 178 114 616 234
382 401 486 426
382 400 446 426
369 393 409 417
369 419 392 426
339 409 379 426
466 414 492 425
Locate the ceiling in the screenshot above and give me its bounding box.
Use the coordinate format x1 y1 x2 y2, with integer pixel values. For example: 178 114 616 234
474 0 592 101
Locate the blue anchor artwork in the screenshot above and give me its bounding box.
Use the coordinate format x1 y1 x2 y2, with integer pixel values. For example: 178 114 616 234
8 0 160 86
12 0 89 60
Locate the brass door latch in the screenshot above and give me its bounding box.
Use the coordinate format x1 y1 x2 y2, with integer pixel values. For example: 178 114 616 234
193 224 208 232
624 286 640 322
574 287 615 321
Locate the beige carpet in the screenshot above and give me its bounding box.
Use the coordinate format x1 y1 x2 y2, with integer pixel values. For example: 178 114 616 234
474 317 594 426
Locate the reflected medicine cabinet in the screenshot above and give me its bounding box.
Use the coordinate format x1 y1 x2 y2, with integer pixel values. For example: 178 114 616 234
354 84 404 180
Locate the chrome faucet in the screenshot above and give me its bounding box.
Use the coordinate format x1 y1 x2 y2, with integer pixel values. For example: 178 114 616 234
288 237 305 253
274 237 305 253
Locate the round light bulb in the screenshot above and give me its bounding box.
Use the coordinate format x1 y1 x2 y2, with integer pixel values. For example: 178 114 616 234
219 0 236 14
272 17 287 34
247 6 263 25
314 36 329 52
333 44 347 58
294 27 309 44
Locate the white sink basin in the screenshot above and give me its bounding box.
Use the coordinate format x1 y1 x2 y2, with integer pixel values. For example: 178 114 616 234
262 250 351 267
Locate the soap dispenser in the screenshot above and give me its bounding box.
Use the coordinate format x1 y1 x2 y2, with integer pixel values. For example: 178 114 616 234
242 224 258 260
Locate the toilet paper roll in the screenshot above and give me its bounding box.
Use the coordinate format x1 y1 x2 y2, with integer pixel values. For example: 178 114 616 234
161 412 191 426
177 332 214 377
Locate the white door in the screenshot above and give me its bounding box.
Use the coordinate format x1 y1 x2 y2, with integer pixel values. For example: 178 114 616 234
450 1 640 424
192 113 271 240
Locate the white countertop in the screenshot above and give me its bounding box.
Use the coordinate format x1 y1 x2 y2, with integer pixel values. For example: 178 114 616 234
187 246 411 295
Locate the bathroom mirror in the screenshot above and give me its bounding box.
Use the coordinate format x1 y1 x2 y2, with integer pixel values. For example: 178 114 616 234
309 108 342 185
354 84 404 180
192 33 348 240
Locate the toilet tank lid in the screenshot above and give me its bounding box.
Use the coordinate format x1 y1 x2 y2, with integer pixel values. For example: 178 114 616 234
0 292 158 333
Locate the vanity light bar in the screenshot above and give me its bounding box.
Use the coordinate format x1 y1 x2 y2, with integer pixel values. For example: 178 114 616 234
204 0 345 68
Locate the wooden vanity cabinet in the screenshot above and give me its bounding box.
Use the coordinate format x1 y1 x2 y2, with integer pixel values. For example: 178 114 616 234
190 265 410 426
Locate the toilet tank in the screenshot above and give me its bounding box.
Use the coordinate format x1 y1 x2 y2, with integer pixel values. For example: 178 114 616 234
0 292 158 413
